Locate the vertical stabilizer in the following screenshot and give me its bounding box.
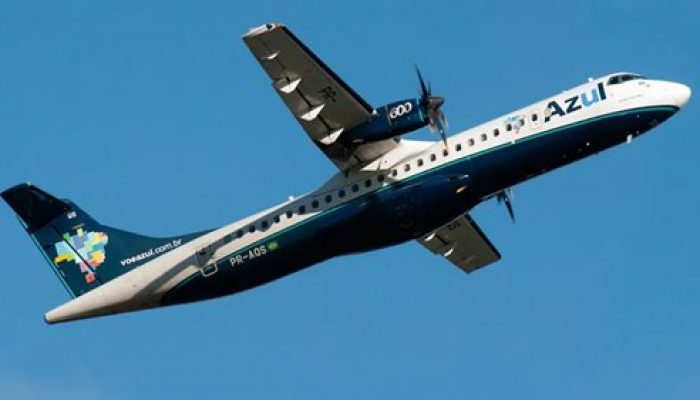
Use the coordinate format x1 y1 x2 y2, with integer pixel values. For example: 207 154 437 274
2 183 205 298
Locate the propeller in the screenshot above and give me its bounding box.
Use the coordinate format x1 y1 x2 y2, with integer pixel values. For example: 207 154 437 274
496 188 515 223
416 66 449 148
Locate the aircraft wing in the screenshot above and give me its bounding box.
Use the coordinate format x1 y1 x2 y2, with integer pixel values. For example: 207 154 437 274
242 23 400 171
419 214 501 274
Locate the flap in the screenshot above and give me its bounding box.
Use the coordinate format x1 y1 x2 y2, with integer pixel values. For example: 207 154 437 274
419 214 501 273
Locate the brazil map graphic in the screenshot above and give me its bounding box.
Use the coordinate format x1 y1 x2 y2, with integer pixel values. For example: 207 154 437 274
53 228 109 283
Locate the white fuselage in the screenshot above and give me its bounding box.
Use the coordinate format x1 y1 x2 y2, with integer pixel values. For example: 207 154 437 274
44 73 691 323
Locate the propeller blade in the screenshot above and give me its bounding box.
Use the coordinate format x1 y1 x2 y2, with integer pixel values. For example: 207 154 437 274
415 65 429 98
415 65 448 147
437 109 449 130
504 196 515 222
438 128 448 149
497 189 516 223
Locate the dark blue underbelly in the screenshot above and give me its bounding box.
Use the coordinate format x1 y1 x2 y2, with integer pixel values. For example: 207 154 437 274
161 175 478 305
161 106 677 306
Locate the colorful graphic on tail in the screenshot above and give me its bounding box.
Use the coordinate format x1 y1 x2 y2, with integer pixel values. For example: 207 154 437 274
54 228 109 283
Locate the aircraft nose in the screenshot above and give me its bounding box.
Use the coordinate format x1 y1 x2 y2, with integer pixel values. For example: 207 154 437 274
670 82 691 108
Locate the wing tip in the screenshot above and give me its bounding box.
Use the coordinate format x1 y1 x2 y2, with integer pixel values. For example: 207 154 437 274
243 22 285 38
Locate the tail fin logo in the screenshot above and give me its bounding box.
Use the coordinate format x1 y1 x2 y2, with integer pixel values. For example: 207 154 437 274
53 228 109 283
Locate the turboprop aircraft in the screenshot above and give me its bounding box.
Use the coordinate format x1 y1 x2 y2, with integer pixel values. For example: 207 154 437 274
2 23 691 324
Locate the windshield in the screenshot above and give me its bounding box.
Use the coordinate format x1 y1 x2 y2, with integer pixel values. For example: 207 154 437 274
607 74 647 85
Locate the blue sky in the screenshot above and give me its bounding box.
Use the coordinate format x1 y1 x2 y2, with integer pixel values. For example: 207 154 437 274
0 1 698 399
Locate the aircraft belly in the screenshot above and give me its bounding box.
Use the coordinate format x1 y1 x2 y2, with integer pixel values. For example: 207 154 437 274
161 107 677 308
161 173 481 306
162 223 331 305
161 196 375 305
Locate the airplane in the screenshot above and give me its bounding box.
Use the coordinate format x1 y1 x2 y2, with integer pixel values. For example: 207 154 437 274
2 23 691 324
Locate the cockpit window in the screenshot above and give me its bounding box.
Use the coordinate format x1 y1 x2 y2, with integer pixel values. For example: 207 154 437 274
607 73 647 86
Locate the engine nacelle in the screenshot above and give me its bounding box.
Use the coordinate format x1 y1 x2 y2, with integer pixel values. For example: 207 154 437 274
339 98 427 145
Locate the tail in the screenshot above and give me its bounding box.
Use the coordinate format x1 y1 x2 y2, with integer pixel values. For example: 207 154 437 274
2 183 206 298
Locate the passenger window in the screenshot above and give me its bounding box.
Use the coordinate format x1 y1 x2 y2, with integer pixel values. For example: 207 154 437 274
286 210 293 218
480 133 487 141
442 149 448 156
391 169 398 177
531 113 538 122
338 189 346 198
298 205 306 214
377 174 385 182
325 194 332 203
506 123 512 132
312 200 319 208
248 225 256 233
417 159 424 167
261 220 269 229
519 119 525 126
364 179 372 188
236 230 243 238
430 153 437 162
352 184 359 192
468 138 475 146
404 164 410 172
273 215 280 223
456 143 462 152
493 128 499 137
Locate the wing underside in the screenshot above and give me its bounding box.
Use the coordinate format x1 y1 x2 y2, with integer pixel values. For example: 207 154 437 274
242 23 400 171
420 214 501 274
